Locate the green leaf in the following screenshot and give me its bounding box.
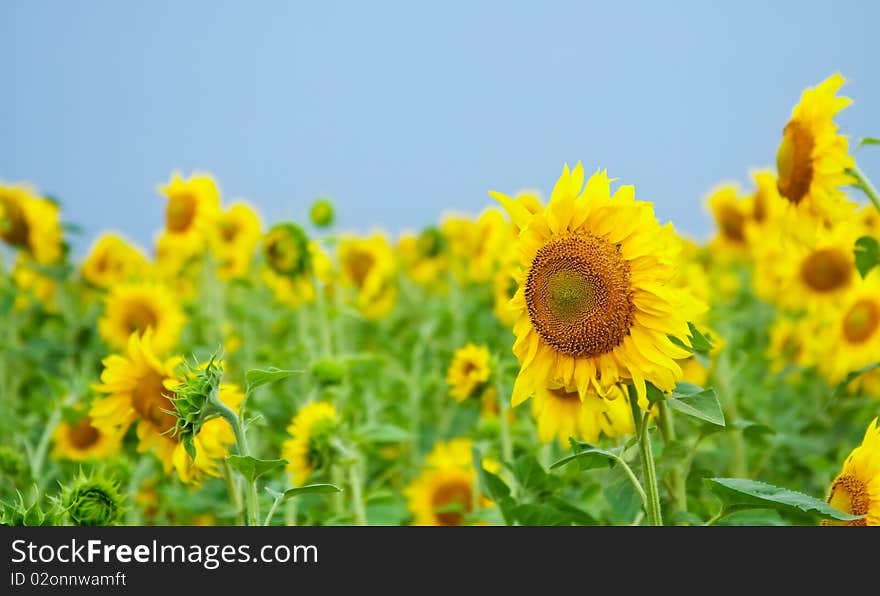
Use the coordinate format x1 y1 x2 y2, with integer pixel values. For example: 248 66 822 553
512 503 571 526
472 447 515 525
667 383 725 426
704 477 863 522
603 463 642 524
507 454 559 494
550 439 620 471
245 367 303 395
358 424 411 443
544 496 598 526
182 435 196 461
854 236 880 279
687 322 714 353
266 484 342 503
226 456 287 482
645 382 666 404
858 137 880 148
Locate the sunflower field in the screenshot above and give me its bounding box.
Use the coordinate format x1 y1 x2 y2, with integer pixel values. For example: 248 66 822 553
1 74 879 527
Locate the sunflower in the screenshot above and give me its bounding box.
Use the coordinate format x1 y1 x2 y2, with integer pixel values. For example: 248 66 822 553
824 418 880 526
531 383 634 445
492 164 702 407
338 234 397 320
706 183 752 253
755 224 859 312
281 402 339 486
813 271 880 383
157 171 221 259
396 227 447 287
211 202 262 279
775 74 856 224
446 343 492 403
405 438 494 526
766 316 817 374
91 332 241 484
81 234 150 288
441 209 511 283
51 413 121 461
98 283 184 354
0 182 63 265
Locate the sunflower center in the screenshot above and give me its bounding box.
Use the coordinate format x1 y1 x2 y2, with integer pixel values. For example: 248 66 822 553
347 251 375 287
800 248 852 292
717 204 746 243
125 301 159 334
431 479 473 526
0 194 30 247
220 220 240 243
525 234 634 358
68 417 101 450
826 474 869 526
166 192 198 233
131 369 178 435
776 121 815 205
842 299 880 344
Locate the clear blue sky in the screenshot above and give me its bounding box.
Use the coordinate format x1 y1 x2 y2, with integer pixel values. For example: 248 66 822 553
2 1 879 256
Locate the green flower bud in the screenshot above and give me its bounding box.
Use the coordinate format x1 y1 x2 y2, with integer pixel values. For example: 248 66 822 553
63 472 125 526
1 494 62 527
171 354 225 461
417 226 446 258
309 198 335 228
264 223 312 277
311 359 345 387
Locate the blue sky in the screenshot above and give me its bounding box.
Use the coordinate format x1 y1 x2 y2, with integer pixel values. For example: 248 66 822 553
2 1 879 256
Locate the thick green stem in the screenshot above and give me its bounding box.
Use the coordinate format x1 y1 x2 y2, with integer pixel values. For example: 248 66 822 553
214 397 258 526
222 460 244 526
348 461 368 526
657 401 687 514
848 166 880 212
637 411 663 526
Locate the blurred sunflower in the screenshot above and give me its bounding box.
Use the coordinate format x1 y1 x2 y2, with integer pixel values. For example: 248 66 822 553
338 234 397 319
91 332 241 484
706 183 751 253
446 343 492 402
814 271 880 383
0 182 63 265
492 163 702 406
51 413 121 461
396 226 447 287
211 202 262 279
824 418 880 526
405 438 494 526
81 234 150 288
157 171 221 259
98 283 184 354
11 256 56 311
531 383 634 444
775 73 855 224
282 402 338 486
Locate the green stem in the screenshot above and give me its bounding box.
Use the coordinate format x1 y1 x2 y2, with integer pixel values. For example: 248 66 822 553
264 494 283 526
214 396 258 526
848 166 880 212
657 401 687 514
408 339 425 469
704 509 725 527
222 461 244 525
496 382 513 464
637 411 663 526
348 461 368 526
312 271 333 356
614 455 648 511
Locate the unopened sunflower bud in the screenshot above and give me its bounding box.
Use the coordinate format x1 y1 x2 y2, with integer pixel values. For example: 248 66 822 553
311 359 345 387
309 198 335 228
170 354 225 460
417 226 446 258
1 494 61 527
62 472 125 526
264 223 312 277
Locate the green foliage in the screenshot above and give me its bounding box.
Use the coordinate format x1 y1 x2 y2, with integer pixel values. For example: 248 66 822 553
854 236 880 279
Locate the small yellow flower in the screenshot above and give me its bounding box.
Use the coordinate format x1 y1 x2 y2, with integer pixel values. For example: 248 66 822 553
446 343 492 402
825 418 880 526
81 234 150 288
338 234 397 319
157 171 221 259
211 202 262 279
0 182 63 265
51 413 121 461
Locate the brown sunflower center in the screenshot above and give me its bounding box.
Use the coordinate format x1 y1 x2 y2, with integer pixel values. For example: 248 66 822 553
431 479 473 526
800 248 852 292
826 474 869 526
166 192 198 233
717 204 746 243
776 121 815 205
347 251 375 287
68 416 101 450
525 234 634 358
842 299 880 344
753 189 768 224
0 194 30 247
220 220 240 243
125 301 159 334
131 369 178 435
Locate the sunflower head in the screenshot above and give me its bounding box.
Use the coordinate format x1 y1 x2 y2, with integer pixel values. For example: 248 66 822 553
81 234 150 288
0 182 63 265
446 343 492 402
825 418 880 526
212 202 262 279
98 282 185 355
493 163 699 406
282 402 339 486
309 198 335 228
775 74 856 222
51 413 121 462
264 223 312 278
